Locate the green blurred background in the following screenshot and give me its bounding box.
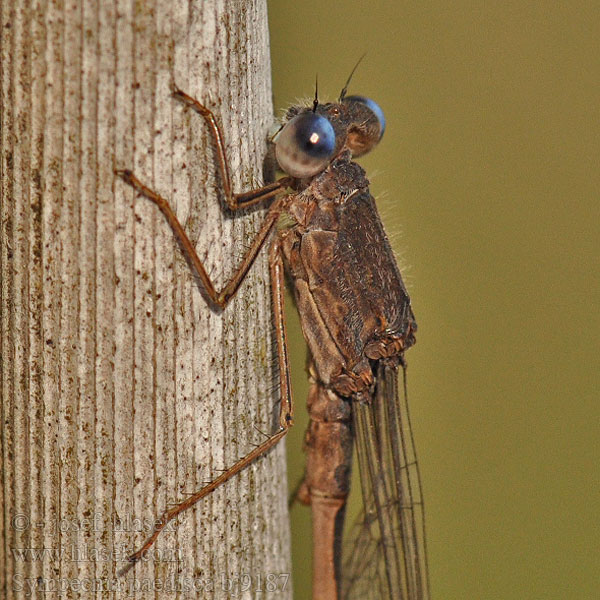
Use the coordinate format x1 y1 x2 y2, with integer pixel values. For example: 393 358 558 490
268 1 599 599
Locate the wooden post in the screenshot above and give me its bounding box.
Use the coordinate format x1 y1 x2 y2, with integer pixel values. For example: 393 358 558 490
0 1 291 597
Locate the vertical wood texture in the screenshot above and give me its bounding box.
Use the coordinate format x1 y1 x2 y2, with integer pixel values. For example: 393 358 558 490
0 1 292 598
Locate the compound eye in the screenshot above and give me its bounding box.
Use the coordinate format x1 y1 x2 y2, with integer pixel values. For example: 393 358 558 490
275 113 336 178
344 95 386 138
342 95 386 156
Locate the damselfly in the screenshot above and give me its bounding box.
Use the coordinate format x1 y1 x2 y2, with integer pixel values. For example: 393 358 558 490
117 71 429 600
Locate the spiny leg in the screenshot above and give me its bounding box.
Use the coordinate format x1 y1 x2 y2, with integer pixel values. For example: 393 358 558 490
121 238 294 569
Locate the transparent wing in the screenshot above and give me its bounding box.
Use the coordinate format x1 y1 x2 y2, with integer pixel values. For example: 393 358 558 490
342 360 430 600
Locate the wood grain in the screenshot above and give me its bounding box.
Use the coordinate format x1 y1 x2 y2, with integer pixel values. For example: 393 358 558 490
0 1 291 597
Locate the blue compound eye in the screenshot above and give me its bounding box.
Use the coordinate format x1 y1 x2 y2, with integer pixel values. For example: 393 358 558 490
275 113 336 178
341 95 386 157
344 95 386 139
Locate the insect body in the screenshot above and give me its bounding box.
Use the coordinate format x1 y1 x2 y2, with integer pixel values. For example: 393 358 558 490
117 82 429 600
276 97 426 600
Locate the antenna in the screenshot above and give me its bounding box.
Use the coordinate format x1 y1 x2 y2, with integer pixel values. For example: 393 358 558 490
339 53 366 101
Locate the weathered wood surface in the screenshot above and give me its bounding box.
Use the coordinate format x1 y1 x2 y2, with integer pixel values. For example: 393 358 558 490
0 1 291 597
